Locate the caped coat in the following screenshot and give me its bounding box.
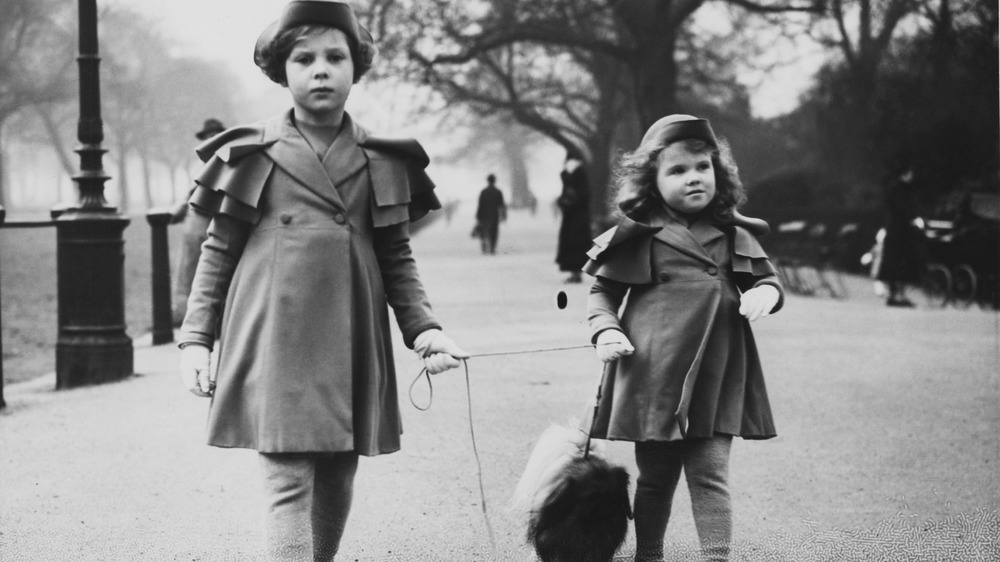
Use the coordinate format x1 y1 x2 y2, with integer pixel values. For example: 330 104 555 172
584 206 783 442
179 110 442 456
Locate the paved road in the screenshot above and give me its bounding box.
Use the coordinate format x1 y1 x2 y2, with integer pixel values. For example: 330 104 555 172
2 208 998 561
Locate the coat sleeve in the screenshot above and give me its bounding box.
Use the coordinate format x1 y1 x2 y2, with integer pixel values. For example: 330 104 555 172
587 276 631 343
731 227 785 313
372 221 442 348
177 214 252 349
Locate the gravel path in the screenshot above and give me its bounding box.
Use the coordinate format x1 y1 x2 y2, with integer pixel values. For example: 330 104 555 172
2 209 997 561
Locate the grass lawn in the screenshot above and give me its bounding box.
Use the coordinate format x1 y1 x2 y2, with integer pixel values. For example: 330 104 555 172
1 215 181 385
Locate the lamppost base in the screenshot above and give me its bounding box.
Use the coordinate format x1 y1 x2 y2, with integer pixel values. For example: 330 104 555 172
56 335 134 389
55 210 133 389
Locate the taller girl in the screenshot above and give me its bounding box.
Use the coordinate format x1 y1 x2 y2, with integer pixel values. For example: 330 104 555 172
584 115 784 562
177 1 466 559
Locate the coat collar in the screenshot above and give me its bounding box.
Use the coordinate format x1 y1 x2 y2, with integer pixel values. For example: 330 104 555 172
651 204 724 258
610 204 720 266
263 110 369 211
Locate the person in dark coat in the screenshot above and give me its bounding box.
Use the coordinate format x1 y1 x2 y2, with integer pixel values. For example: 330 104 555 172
584 115 783 562
875 168 923 306
556 147 592 283
474 173 507 254
170 118 226 326
176 2 468 559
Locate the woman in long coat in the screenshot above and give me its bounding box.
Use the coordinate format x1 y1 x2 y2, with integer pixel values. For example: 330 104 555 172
875 168 924 306
556 148 592 282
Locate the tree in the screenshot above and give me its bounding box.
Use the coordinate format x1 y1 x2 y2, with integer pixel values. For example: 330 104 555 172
365 0 822 219
97 7 238 212
773 0 997 213
871 0 998 204
0 0 75 206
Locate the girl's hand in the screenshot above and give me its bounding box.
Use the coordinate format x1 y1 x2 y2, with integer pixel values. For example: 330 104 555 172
414 329 470 374
595 329 634 363
179 344 214 397
739 284 780 322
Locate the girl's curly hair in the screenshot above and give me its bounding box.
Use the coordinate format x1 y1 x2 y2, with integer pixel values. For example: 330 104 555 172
612 137 746 222
256 25 375 85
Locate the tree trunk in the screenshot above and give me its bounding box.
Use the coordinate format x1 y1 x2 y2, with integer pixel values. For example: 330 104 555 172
0 121 7 208
169 165 178 204
140 152 154 211
586 52 634 224
34 105 76 178
613 0 692 129
115 146 131 214
499 123 533 208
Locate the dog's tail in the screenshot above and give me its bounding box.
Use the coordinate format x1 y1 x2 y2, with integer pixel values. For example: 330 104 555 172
509 423 606 513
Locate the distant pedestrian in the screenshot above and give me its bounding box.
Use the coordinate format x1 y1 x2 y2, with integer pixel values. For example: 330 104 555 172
555 147 591 283
474 173 507 254
176 2 467 560
874 167 923 307
584 114 784 562
170 118 226 326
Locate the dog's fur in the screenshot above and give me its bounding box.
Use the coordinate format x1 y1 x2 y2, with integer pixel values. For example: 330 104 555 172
512 425 631 562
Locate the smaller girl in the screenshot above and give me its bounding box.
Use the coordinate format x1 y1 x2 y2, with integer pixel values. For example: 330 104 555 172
583 115 783 562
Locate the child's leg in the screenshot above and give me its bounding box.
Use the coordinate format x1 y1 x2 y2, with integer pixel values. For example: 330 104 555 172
259 453 316 561
633 441 684 562
682 435 733 562
312 453 360 562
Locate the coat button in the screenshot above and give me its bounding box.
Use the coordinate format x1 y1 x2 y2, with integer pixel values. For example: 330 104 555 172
658 272 669 282
279 214 292 225
706 266 719 276
334 213 346 225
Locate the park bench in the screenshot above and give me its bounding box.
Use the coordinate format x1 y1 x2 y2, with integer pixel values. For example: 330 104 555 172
765 219 852 299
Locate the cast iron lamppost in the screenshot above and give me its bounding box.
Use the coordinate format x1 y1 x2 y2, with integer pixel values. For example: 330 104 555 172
55 0 133 388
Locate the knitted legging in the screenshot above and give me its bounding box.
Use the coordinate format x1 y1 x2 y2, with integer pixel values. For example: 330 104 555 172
633 435 732 562
259 452 359 562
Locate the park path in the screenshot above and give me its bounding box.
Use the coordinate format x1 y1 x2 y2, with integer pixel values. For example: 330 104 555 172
1 207 998 561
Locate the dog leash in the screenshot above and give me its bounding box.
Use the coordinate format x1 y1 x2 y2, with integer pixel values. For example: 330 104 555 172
408 343 604 551
408 344 597 412
408 359 498 549
583 361 612 460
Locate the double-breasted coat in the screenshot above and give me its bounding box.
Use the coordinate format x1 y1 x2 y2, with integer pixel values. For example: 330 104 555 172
179 111 442 456
584 205 783 442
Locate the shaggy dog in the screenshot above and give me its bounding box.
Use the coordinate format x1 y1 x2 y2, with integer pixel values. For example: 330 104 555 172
512 425 632 562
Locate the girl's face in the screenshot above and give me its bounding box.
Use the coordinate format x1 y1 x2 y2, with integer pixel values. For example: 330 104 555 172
655 143 716 215
285 28 354 125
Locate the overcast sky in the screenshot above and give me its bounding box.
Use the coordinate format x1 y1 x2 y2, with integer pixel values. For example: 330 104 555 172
106 0 280 90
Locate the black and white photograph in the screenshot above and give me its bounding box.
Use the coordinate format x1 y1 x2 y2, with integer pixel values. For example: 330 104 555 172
1 0 997 560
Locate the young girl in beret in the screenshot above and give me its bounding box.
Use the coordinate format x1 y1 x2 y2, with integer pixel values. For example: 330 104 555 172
583 114 783 562
176 1 467 559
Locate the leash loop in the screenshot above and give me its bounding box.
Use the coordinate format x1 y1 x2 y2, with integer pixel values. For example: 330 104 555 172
408 367 433 411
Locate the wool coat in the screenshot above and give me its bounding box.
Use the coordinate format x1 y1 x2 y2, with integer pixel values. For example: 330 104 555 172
876 176 924 284
584 205 783 442
556 164 592 272
179 111 442 456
